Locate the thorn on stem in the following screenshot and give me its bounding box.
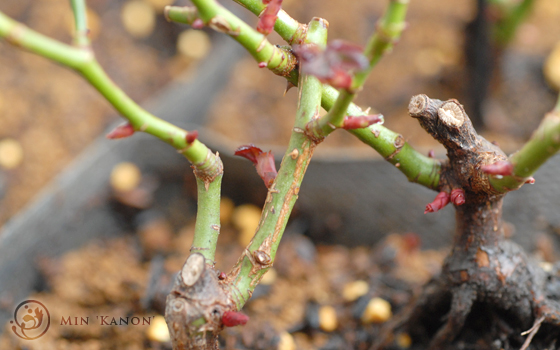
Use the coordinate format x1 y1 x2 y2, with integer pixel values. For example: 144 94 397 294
481 161 513 176
222 311 249 327
450 188 465 205
525 177 535 184
424 192 450 214
342 114 384 130
284 81 295 96
106 123 135 139
185 130 199 144
258 61 267 68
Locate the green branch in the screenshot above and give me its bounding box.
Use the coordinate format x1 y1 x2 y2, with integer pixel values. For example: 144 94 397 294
489 110 560 192
0 10 220 178
313 0 409 136
229 0 439 190
166 2 297 78
70 0 90 47
227 18 327 309
321 86 441 190
191 175 223 263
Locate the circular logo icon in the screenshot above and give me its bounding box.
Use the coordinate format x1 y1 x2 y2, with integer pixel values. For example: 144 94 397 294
10 300 50 340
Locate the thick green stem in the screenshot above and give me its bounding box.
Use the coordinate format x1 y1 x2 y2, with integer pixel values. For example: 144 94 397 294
0 11 92 69
489 110 560 192
164 6 199 25
167 2 296 78
70 0 90 46
191 175 223 263
227 18 327 309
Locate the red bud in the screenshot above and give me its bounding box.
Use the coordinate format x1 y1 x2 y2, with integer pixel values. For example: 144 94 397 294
428 149 435 158
258 62 267 68
192 18 204 29
186 130 198 144
450 188 465 205
234 145 277 188
222 311 249 327
525 177 535 184
106 123 135 139
218 271 226 280
342 114 383 130
257 0 282 35
481 161 513 176
424 192 450 214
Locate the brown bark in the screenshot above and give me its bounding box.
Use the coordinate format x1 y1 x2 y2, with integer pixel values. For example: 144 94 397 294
376 95 560 349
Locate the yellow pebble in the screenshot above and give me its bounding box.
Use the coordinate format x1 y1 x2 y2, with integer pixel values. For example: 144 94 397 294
145 0 175 13
342 280 369 302
0 138 23 169
396 332 412 348
177 30 212 60
318 305 338 332
361 297 392 324
232 204 261 246
121 0 156 38
220 197 235 225
544 42 560 91
260 268 277 285
277 331 295 350
146 315 170 342
110 162 142 192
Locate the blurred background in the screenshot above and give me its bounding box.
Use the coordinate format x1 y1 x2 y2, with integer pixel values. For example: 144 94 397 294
1 0 560 349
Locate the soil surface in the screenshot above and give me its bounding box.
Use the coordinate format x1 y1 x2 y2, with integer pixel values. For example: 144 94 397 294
0 194 555 350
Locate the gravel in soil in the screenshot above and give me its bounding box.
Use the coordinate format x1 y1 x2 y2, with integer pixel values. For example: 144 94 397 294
0 197 451 350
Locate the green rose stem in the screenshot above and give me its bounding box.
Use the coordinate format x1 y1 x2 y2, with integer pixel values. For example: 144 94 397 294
0 8 223 260
165 2 297 79
226 18 327 309
311 0 409 137
229 0 440 190
488 107 560 193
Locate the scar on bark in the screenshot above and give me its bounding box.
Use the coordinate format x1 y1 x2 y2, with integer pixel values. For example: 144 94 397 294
375 95 560 350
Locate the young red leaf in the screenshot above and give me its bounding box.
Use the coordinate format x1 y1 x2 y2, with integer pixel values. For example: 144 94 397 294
450 188 465 206
234 145 277 188
257 0 282 35
106 123 135 139
222 311 249 327
481 161 513 176
424 192 450 214
342 114 383 130
294 40 368 90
